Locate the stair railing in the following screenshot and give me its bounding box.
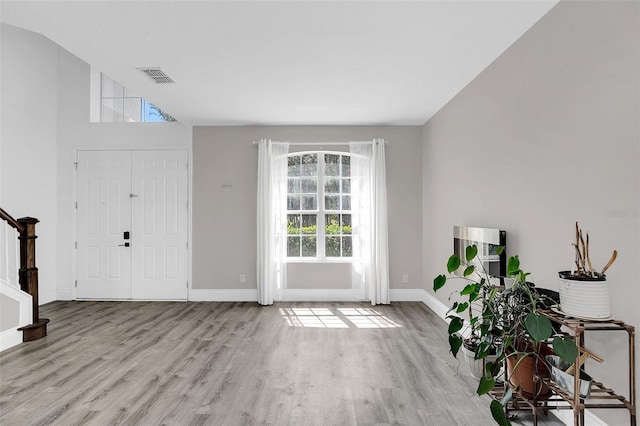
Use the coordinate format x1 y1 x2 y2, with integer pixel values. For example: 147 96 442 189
1 208 22 287
0 207 49 341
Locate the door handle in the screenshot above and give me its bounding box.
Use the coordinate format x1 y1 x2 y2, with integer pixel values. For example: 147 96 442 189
118 242 130 247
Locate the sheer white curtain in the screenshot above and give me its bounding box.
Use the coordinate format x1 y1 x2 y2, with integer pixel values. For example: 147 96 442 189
256 139 289 305
350 139 390 305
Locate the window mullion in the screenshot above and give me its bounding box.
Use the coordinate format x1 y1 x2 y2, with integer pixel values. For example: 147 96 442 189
317 153 325 259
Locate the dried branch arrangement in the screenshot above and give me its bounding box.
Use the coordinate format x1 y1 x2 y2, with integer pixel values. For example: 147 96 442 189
572 221 617 278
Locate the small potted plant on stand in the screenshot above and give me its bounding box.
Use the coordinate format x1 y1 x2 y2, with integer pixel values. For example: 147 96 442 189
435 246 578 425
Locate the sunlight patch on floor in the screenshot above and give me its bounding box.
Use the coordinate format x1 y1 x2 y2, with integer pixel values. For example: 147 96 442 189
339 307 402 329
279 307 402 329
279 308 348 328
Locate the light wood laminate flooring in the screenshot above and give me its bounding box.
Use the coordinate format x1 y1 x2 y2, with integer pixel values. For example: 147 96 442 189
0 301 563 425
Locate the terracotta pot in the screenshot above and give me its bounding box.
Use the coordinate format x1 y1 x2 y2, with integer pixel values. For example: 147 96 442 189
506 344 553 400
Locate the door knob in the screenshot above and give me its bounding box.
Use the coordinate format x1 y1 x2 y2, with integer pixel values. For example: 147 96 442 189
118 242 130 247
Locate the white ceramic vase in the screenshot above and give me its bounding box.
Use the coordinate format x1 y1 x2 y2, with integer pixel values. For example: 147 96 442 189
558 272 610 319
461 344 498 380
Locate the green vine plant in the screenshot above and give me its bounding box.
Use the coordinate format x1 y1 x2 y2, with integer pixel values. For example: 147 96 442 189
434 245 578 426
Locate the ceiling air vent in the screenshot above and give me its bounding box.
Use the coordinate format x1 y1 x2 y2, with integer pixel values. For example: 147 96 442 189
137 68 175 84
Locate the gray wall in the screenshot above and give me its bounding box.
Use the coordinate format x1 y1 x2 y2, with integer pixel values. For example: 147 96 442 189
422 1 639 423
287 263 351 290
193 126 423 292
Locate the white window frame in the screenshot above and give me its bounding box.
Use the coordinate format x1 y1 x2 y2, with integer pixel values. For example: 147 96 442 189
286 151 352 263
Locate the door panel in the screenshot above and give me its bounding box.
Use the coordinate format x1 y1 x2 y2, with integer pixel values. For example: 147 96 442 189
131 150 188 299
76 151 132 299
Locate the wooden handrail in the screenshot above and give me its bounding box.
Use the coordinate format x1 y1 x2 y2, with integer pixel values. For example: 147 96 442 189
0 207 25 233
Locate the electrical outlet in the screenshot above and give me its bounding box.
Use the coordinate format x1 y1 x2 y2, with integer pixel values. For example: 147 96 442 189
402 274 409 283
240 274 246 283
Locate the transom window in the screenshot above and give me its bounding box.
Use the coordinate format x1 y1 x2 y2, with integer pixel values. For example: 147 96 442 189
90 69 176 123
287 152 352 259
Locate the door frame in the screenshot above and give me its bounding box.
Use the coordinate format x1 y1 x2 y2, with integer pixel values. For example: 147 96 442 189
72 147 192 301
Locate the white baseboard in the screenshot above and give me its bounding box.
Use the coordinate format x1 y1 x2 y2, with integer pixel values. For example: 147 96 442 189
422 289 450 320
57 288 74 301
551 408 608 426
389 288 428 302
0 328 22 352
189 288 258 302
39 289 57 305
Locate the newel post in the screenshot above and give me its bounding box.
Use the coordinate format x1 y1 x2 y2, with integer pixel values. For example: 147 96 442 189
17 217 50 341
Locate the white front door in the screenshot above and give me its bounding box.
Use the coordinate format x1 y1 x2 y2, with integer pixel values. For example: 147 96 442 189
76 150 188 300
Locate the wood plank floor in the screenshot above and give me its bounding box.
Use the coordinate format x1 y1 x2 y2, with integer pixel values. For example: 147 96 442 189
0 301 563 425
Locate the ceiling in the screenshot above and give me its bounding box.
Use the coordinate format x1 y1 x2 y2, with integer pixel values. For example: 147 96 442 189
0 1 558 126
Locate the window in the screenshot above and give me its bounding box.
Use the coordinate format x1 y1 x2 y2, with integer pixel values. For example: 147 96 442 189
287 152 352 259
90 69 176 123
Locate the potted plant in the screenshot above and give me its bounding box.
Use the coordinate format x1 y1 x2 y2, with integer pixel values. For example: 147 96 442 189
432 244 499 380
558 222 617 319
493 262 555 400
434 245 578 425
